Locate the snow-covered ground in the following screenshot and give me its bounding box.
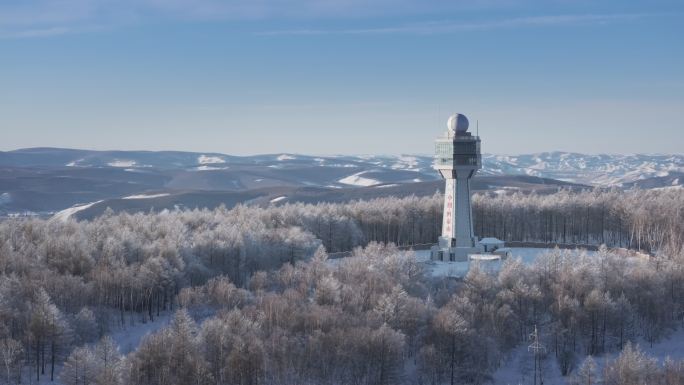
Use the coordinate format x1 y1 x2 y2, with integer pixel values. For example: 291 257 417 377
19 312 175 384
415 248 597 278
327 248 597 278
109 312 174 354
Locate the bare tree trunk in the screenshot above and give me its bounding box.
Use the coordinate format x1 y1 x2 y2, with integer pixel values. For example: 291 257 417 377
50 341 55 381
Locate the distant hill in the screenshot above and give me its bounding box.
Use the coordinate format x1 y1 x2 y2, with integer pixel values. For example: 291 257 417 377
0 148 681 219
69 176 584 221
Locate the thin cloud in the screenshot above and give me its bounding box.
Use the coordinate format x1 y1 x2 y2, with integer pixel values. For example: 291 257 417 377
0 24 112 39
0 0 489 27
0 27 71 39
258 13 650 36
0 0 664 39
0 0 431 38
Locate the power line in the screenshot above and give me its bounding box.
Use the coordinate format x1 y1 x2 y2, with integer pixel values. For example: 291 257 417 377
528 325 546 385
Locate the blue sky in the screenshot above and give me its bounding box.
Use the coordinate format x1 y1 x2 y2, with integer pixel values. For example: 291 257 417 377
1 0 682 155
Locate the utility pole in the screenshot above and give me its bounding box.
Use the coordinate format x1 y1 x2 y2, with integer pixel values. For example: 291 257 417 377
528 325 546 385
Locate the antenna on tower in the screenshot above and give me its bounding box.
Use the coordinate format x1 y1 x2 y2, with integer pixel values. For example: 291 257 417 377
437 105 441 129
477 120 479 137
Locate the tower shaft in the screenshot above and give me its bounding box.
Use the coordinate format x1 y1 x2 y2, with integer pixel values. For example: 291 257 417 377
441 176 475 247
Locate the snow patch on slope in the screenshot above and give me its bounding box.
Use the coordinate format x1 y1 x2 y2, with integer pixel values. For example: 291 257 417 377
108 160 137 168
338 171 381 187
52 201 103 222
391 155 420 170
122 193 170 200
194 165 229 171
270 196 287 203
277 154 295 161
198 155 226 164
66 159 84 167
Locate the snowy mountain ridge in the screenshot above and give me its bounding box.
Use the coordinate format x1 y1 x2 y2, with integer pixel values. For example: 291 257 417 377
2 148 682 188
480 152 684 186
304 152 684 187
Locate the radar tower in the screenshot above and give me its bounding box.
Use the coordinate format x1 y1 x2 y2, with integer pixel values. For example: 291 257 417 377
430 113 485 261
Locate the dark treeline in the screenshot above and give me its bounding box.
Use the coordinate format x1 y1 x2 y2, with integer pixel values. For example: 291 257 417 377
473 189 684 255
0 188 682 384
323 188 683 256
201 188 682 256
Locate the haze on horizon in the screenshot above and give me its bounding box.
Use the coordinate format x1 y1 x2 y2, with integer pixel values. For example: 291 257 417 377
1 0 682 156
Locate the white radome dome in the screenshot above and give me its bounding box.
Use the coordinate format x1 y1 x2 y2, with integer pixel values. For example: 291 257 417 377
447 114 469 134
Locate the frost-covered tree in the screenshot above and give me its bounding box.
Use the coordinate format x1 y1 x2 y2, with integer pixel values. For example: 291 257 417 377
603 343 660 385
0 338 22 385
0 188 683 384
61 346 97 385
570 355 597 385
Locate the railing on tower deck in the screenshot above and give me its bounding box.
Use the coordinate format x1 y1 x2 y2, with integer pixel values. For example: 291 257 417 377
434 156 481 167
441 133 481 140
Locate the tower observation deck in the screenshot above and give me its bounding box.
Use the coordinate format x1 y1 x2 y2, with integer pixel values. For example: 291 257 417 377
430 113 485 261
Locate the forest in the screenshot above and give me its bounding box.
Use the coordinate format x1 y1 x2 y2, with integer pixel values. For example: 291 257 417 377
0 188 683 384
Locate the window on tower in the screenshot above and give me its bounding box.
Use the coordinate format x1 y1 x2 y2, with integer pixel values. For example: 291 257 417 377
453 141 477 155
435 139 481 167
